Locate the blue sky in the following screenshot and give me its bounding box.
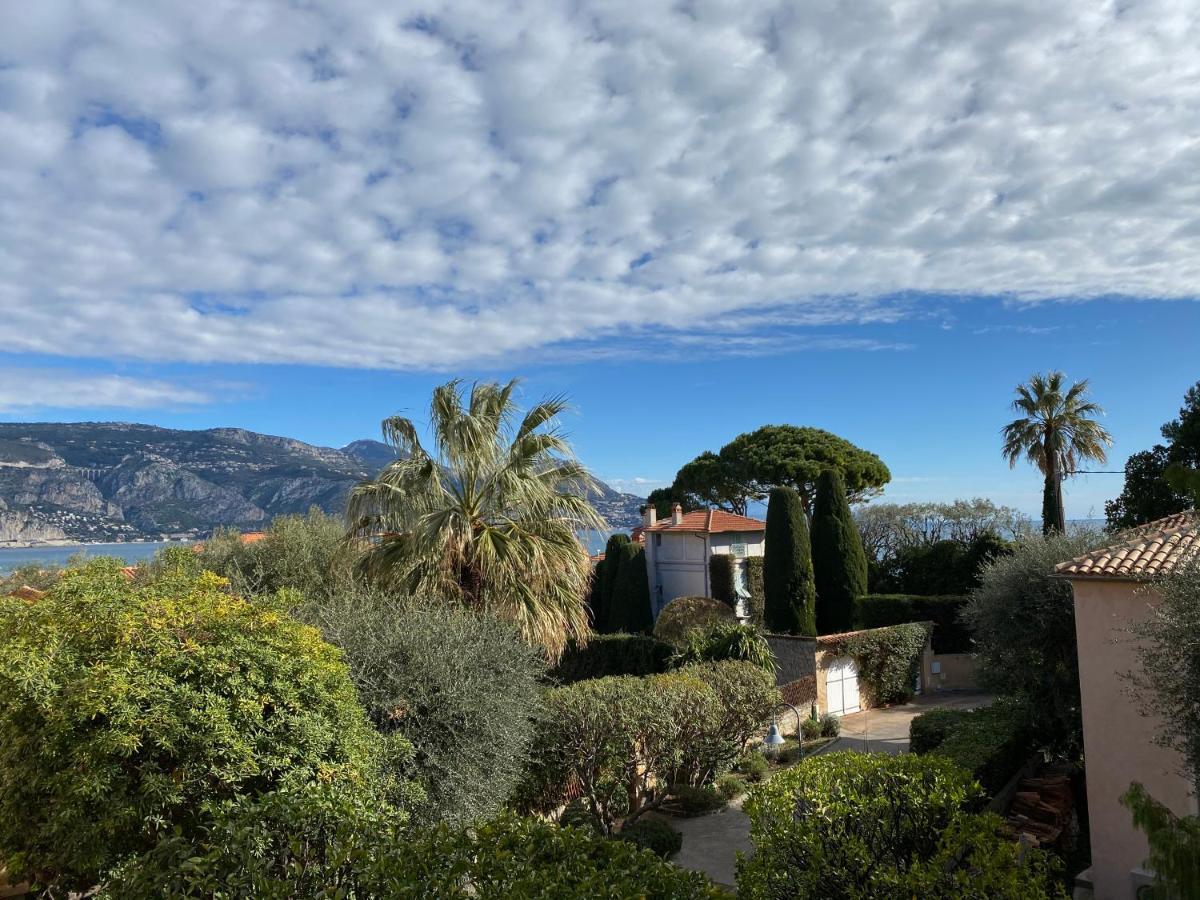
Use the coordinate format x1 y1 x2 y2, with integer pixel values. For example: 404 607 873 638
2 1 1198 519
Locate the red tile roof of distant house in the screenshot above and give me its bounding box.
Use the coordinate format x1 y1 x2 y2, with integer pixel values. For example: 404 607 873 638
644 509 765 534
1055 509 1200 580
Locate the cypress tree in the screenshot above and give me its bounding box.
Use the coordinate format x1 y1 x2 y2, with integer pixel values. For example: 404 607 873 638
593 533 631 633
811 468 868 634
611 543 653 633
763 486 816 635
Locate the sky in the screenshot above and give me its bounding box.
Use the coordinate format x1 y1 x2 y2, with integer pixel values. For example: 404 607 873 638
1 0 1198 519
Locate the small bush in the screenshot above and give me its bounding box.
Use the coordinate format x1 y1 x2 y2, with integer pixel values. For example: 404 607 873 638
673 621 776 673
819 712 841 738
739 751 771 782
909 708 970 754
654 595 737 648
716 773 747 800
933 702 1032 794
737 752 1062 899
0 560 394 893
856 594 972 653
671 784 727 817
615 817 683 859
559 798 601 833
800 717 823 741
550 633 673 683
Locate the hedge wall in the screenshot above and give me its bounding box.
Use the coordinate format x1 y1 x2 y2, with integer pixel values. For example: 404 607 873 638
745 557 765 626
708 554 736 608
548 634 674 684
855 594 971 654
909 701 1032 795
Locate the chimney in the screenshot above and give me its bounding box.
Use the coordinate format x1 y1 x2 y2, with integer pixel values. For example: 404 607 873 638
671 502 684 526
642 504 657 528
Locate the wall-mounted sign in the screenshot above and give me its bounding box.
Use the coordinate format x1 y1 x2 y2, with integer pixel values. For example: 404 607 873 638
730 542 747 558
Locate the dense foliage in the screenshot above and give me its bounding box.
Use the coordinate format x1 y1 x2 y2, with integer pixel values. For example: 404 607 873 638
962 532 1098 754
609 541 652 634
103 804 722 900
0 560 397 892
836 622 929 706
763 486 816 635
745 556 765 625
856 594 971 653
590 533 632 632
708 553 736 606
673 622 776 673
550 633 674 683
1130 561 1200 781
868 533 1012 595
910 701 1033 794
1001 371 1111 534
613 817 683 859
653 594 737 648
1122 782 1200 900
811 469 867 634
309 592 546 826
346 379 605 659
855 499 1032 561
737 752 1063 899
192 508 352 603
1107 380 1200 529
526 662 777 833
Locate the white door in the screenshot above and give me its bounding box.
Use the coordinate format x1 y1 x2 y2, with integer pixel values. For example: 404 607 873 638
825 657 860 716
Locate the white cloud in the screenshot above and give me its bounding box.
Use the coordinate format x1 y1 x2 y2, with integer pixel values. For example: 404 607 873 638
1 0 1199 370
0 370 212 412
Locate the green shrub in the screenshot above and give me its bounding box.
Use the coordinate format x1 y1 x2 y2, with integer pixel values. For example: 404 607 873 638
673 622 776 673
738 751 771 782
838 622 930 705
550 633 674 683
811 469 868 635
671 784 727 817
746 557 765 626
737 752 1062 899
856 594 971 653
654 595 737 648
800 717 823 741
615 817 683 858
709 554 737 607
909 707 969 754
308 592 546 826
528 661 777 833
819 712 841 738
591 534 632 632
0 560 395 893
104 810 723 899
932 702 1032 794
559 798 602 833
1123 782 1200 900
716 773 747 800
763 487 816 635
191 509 354 604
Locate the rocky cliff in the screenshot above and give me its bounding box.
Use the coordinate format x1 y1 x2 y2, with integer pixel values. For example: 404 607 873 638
0 423 645 543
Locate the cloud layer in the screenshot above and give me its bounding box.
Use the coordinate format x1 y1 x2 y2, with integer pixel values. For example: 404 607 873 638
0 370 210 412
2 0 1198 369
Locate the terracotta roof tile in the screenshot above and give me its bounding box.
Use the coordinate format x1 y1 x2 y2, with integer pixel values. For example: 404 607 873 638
1054 510 1200 580
644 508 765 534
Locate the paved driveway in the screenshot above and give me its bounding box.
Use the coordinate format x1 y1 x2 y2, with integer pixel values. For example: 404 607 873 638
670 691 994 888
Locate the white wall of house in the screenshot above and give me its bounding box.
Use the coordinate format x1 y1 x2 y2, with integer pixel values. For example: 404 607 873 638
644 527 765 618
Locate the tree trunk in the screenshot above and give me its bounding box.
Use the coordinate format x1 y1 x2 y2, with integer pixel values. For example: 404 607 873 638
1042 436 1064 535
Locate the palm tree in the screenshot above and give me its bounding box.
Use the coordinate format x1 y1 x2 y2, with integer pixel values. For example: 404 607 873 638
1002 372 1112 534
347 379 607 659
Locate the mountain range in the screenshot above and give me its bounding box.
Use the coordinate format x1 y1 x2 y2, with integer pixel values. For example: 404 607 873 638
0 422 644 545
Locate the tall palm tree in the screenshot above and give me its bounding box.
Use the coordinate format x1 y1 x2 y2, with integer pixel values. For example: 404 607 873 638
347 379 607 660
1002 372 1112 534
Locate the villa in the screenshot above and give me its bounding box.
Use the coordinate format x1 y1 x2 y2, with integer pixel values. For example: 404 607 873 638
641 503 765 619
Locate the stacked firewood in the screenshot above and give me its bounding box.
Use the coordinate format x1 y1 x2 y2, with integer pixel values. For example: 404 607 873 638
1002 774 1073 848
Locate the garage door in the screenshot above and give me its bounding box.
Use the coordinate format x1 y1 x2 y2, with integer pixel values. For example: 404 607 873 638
825 656 860 716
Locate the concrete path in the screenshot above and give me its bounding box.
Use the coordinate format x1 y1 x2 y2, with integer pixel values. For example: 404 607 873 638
670 691 994 888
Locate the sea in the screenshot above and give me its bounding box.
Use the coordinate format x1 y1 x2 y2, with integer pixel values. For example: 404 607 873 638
0 541 185 574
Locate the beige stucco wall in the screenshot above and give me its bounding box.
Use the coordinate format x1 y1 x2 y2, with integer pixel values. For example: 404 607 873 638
1071 578 1196 899
928 652 979 691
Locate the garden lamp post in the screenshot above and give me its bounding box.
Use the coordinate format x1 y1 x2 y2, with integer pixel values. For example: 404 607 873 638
763 702 802 754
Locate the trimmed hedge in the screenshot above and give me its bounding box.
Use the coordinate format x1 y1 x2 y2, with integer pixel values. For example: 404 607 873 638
746 557 765 626
909 701 1032 795
654 596 738 649
549 634 674 683
811 469 868 635
709 554 737 607
763 487 816 635
856 594 971 654
837 622 930 706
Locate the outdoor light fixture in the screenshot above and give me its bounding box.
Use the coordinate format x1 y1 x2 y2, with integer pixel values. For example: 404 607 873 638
762 702 802 754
